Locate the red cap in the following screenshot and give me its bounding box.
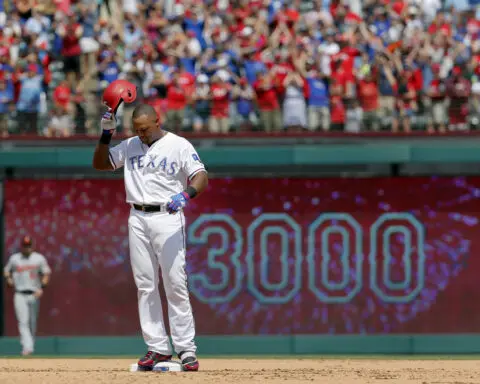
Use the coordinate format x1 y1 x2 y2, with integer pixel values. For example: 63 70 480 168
21 235 33 247
453 66 462 75
27 64 37 73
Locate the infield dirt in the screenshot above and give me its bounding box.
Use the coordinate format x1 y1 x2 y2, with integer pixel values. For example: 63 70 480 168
0 358 479 383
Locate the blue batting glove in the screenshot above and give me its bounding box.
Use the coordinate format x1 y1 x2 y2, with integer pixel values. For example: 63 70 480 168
167 192 190 214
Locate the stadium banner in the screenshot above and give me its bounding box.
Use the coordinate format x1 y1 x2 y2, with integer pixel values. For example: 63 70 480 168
3 178 479 336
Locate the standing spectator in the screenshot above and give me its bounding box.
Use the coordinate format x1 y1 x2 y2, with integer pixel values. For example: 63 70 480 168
52 80 71 113
57 11 83 89
122 21 144 62
425 64 447 133
98 50 121 88
16 64 42 134
0 75 13 137
357 69 380 131
376 54 398 130
330 77 346 131
253 70 282 132
231 77 256 131
146 70 168 121
242 51 267 85
345 99 363 133
282 71 308 130
165 71 188 132
395 71 417 133
306 61 330 131
209 72 231 134
43 107 74 137
471 80 480 129
78 3 99 78
446 66 471 131
192 74 210 132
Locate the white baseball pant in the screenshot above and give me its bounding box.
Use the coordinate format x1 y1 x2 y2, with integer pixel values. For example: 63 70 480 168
14 293 39 353
128 208 196 355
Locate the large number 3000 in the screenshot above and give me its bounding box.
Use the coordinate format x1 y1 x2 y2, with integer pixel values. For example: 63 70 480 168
187 213 425 305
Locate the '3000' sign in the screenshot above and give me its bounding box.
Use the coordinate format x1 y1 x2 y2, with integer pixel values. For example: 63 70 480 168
187 213 425 305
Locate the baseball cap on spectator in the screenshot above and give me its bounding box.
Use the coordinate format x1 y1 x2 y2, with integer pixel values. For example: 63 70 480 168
452 66 462 75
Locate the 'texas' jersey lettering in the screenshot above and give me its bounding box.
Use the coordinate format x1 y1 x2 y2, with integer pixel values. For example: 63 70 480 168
129 155 178 175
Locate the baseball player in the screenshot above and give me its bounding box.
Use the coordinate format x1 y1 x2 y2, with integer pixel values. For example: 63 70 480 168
4 236 51 356
92 80 208 372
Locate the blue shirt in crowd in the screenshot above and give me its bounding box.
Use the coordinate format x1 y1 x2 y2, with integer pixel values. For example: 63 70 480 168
0 84 13 114
244 60 266 84
17 76 42 113
307 78 329 107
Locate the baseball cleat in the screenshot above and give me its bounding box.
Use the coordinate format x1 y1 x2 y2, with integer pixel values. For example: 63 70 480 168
137 351 172 371
178 351 199 371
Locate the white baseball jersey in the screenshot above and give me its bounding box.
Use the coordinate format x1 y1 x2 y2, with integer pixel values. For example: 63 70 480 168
4 252 51 291
109 132 206 205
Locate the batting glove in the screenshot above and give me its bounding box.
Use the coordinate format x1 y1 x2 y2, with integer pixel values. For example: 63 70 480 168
167 192 190 214
101 108 116 134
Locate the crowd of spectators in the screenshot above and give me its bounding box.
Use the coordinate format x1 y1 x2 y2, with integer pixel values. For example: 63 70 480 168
0 0 479 137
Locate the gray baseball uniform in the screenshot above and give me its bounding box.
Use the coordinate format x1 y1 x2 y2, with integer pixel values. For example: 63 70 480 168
4 252 51 353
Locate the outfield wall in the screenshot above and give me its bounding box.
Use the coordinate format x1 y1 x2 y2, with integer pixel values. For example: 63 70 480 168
2 335 480 356
3 175 480 354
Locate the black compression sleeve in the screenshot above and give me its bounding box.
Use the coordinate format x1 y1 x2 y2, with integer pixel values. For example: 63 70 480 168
185 185 198 199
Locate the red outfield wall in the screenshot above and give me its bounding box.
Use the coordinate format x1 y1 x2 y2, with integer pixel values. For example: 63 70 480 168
3 178 479 336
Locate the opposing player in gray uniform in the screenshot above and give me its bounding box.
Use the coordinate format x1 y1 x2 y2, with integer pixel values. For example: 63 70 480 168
4 236 51 356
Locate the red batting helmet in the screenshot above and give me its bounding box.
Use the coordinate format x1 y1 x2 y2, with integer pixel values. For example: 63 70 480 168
102 79 137 113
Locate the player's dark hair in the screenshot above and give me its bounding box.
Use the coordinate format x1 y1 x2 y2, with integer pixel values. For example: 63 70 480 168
132 104 157 120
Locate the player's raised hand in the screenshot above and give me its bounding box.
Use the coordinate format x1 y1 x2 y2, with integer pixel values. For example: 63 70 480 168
167 192 190 214
101 107 116 134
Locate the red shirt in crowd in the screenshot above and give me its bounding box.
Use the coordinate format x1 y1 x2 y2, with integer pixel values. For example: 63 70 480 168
53 83 71 109
166 83 187 110
408 69 423 92
330 69 354 93
61 24 82 57
210 83 230 118
253 79 279 111
178 71 195 94
446 76 471 123
428 22 452 37
330 95 345 124
428 79 446 100
271 61 294 96
357 79 379 111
